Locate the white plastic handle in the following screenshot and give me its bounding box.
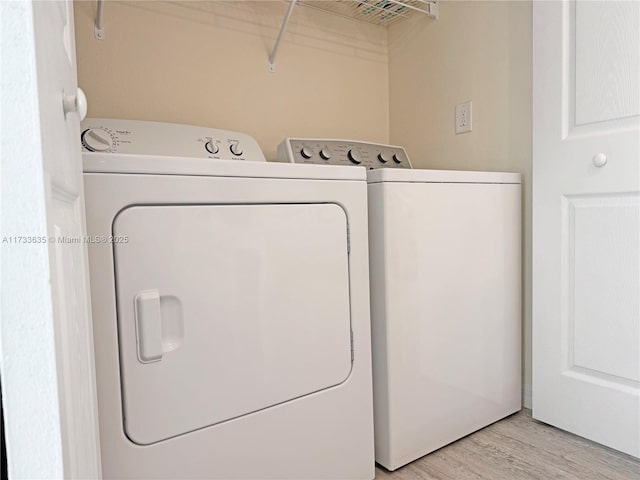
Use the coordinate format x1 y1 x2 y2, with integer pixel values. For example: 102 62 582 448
593 153 607 167
135 290 163 363
62 87 88 121
76 88 88 120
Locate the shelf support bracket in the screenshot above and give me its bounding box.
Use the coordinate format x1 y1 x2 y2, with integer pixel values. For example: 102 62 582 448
95 0 105 40
268 0 298 73
426 1 439 20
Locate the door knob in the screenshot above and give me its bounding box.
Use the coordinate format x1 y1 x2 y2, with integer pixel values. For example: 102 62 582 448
62 87 88 121
592 153 607 167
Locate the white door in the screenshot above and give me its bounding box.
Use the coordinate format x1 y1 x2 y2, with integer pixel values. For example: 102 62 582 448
0 0 101 477
533 0 640 457
113 203 352 445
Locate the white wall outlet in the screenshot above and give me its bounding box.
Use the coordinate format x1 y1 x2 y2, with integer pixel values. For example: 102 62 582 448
455 101 472 134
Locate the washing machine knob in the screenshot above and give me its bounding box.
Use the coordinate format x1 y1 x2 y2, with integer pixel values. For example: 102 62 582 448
82 128 113 152
319 148 331 160
205 140 219 155
300 147 313 159
377 153 389 163
347 149 362 164
230 143 243 156
392 153 403 164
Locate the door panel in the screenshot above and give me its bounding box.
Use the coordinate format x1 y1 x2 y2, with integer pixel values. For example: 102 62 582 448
574 1 639 125
533 0 640 457
113 203 352 445
565 193 639 383
34 0 102 476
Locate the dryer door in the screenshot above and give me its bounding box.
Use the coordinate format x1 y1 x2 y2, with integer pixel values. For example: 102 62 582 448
112 203 352 445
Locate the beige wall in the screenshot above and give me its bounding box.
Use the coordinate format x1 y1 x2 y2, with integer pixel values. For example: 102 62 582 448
388 1 533 399
73 1 389 160
76 0 533 399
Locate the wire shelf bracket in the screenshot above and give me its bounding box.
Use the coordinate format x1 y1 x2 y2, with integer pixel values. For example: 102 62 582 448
95 0 105 40
268 0 298 73
268 0 438 72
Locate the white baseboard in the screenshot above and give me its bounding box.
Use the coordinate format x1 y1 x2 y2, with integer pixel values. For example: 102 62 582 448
522 384 532 409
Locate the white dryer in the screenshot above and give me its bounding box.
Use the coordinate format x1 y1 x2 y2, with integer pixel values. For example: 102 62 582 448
278 138 522 471
82 120 375 479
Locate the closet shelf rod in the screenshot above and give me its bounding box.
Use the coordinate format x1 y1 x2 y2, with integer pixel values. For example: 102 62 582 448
268 0 298 73
95 0 105 40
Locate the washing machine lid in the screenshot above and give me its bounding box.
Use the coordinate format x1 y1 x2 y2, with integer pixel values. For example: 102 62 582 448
113 203 353 445
83 154 366 181
367 168 521 184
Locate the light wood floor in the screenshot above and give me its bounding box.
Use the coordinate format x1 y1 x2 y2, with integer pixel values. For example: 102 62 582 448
374 409 640 480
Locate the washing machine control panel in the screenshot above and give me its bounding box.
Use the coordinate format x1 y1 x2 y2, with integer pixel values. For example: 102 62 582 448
277 138 411 169
81 118 266 162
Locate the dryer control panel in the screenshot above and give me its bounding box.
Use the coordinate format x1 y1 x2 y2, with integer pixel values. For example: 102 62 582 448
277 138 411 169
81 118 266 162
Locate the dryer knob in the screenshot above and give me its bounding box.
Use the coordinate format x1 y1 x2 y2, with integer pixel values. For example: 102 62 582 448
300 147 313 159
319 148 331 160
377 153 389 163
82 128 113 152
347 149 362 164
392 153 403 164
230 143 243 156
205 140 219 155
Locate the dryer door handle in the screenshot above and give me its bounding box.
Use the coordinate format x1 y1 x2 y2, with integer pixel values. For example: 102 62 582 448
135 290 164 363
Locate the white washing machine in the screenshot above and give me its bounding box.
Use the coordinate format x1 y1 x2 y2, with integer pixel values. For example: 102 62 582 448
82 120 375 479
278 138 522 471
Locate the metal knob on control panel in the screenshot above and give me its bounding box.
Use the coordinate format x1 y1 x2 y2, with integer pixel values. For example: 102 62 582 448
230 143 243 156
319 148 331 160
205 141 219 155
82 128 113 152
300 147 313 159
347 149 362 164
392 153 403 164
